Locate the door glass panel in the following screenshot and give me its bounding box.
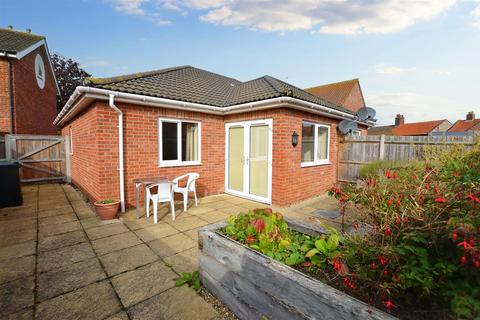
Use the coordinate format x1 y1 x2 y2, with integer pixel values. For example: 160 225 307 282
249 125 268 197
228 126 244 192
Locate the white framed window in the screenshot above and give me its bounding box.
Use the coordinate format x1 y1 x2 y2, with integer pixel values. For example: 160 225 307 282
68 127 73 155
158 118 201 167
301 121 330 167
349 130 361 136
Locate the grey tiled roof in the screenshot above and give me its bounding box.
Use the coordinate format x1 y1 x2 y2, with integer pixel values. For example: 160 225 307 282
0 28 44 54
87 66 353 114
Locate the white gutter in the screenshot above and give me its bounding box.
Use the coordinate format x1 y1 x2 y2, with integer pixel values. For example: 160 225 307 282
108 94 125 213
54 86 374 127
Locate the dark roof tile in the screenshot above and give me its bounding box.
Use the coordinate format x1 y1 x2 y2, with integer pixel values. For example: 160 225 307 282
87 66 352 114
0 28 44 54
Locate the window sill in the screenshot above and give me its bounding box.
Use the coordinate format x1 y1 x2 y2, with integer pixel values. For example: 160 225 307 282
159 161 202 168
301 161 331 168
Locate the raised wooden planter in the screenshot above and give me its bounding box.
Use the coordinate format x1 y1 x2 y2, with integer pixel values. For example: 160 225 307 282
198 219 397 320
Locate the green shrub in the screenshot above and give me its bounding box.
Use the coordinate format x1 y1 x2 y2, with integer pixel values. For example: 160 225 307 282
359 160 414 178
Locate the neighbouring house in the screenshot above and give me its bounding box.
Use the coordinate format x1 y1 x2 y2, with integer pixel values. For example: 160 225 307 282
54 66 373 210
448 111 480 135
305 79 366 114
368 114 452 136
0 27 59 135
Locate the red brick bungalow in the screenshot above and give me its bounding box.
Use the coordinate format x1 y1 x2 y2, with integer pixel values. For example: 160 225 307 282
54 66 373 211
0 28 59 135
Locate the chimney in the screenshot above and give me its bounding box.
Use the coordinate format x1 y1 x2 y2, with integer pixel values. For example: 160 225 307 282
466 111 475 121
7 25 13 30
26 28 31 33
395 114 405 126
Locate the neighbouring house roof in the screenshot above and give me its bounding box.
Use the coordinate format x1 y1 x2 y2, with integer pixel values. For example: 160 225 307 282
390 120 447 136
85 66 352 113
448 119 480 132
304 79 366 113
0 28 44 54
0 28 60 94
367 125 395 136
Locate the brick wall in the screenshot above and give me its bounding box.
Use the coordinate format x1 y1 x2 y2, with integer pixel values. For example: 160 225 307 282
12 46 57 135
61 102 119 202
342 81 366 113
62 102 345 207
0 60 12 134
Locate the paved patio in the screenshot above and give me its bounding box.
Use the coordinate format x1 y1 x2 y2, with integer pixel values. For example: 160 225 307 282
0 183 345 320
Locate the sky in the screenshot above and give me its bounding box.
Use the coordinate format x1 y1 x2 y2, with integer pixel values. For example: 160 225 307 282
2 0 479 125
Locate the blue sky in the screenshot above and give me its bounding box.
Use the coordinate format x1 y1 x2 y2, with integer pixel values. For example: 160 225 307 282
2 0 479 125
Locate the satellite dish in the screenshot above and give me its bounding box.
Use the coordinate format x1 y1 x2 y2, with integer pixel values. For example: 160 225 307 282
356 107 376 121
338 120 358 135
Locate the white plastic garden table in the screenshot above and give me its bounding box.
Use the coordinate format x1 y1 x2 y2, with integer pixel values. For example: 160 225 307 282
133 177 170 219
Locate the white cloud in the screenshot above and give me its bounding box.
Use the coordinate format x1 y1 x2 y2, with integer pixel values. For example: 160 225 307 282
107 0 459 33
374 64 415 75
193 0 457 34
374 64 451 76
156 19 172 26
365 92 460 125
472 1 480 29
109 0 146 15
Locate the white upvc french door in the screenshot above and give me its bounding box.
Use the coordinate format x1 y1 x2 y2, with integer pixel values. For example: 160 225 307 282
225 119 273 204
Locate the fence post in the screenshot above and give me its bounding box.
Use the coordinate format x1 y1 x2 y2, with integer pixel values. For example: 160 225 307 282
5 134 13 160
378 134 385 160
65 136 71 183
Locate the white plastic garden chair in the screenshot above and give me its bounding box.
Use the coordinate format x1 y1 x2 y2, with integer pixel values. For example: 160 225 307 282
146 181 175 223
172 173 199 212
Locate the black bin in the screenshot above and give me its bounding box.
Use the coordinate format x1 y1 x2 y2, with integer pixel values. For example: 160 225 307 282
0 161 23 208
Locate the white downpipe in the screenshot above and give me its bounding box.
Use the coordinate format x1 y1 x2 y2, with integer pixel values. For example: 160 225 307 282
108 94 125 213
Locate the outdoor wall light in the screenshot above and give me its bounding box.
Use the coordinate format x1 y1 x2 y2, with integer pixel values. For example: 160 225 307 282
292 131 299 147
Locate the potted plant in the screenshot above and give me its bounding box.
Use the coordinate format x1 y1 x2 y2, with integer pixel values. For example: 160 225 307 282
93 199 120 220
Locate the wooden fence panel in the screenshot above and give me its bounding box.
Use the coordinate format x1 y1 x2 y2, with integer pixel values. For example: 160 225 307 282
5 134 66 182
339 135 477 182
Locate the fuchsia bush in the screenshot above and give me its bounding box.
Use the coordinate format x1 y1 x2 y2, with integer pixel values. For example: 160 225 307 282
330 145 480 318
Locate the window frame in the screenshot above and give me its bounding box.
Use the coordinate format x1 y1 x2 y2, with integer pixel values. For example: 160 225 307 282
68 127 73 155
350 130 361 137
300 121 330 167
158 117 201 167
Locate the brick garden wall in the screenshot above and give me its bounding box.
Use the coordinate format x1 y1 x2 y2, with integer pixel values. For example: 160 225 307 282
62 102 344 207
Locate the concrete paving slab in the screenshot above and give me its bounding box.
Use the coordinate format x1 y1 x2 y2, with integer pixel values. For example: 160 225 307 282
85 223 129 240
36 281 122 320
0 255 35 285
0 276 34 318
128 286 217 320
0 241 36 261
134 223 179 242
37 242 96 272
38 230 86 252
166 215 209 232
147 233 196 258
37 257 106 302
164 247 198 274
99 244 159 277
92 231 142 256
111 261 176 308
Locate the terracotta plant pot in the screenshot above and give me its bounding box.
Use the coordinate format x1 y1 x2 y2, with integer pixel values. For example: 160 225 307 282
94 199 120 220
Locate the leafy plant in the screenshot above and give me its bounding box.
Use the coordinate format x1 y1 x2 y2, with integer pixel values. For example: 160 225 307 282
96 199 117 204
175 271 201 292
330 143 480 316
